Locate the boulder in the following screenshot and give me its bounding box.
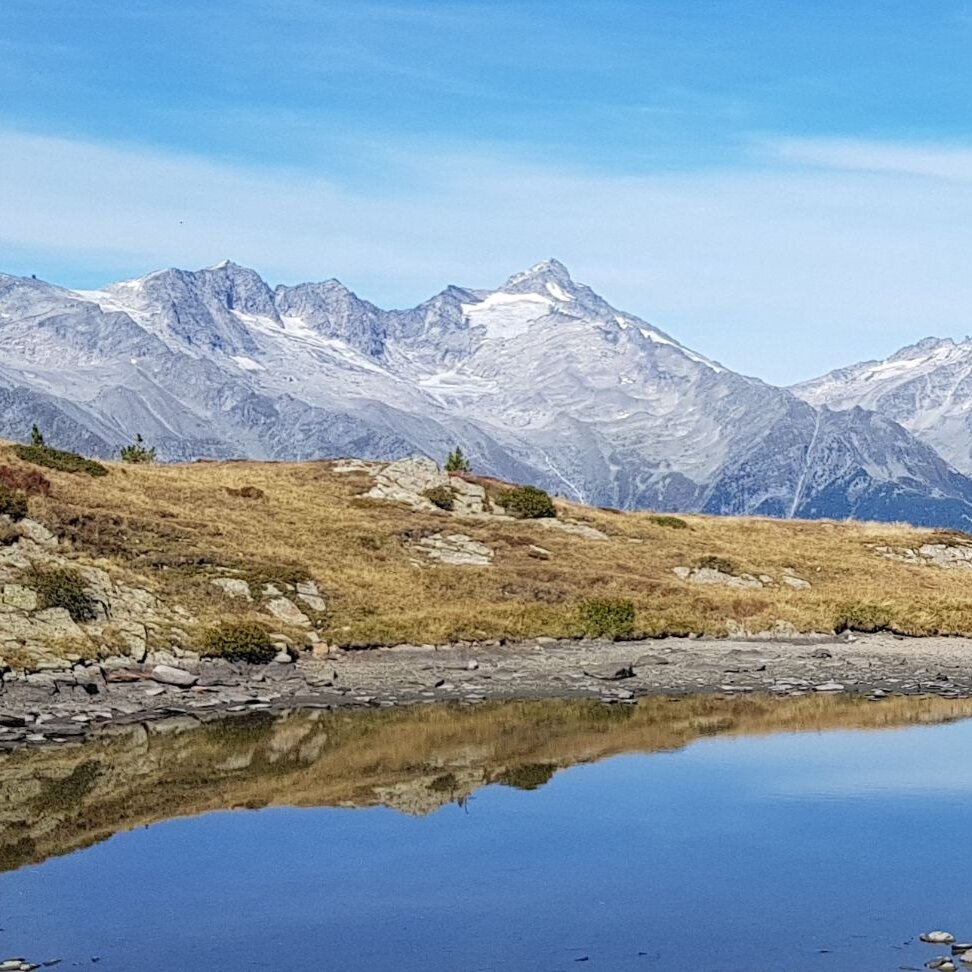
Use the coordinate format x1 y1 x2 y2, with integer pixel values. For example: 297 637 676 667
151 665 197 687
266 597 312 627
16 517 58 548
211 577 252 600
295 580 326 612
113 621 148 662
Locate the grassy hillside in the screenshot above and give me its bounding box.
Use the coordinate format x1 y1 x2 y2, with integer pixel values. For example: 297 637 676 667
6 442 972 648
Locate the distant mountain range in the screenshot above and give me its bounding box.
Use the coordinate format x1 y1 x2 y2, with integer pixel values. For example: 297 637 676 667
4 258 972 529
793 337 972 478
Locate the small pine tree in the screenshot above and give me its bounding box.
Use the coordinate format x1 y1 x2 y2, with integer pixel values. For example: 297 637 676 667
30 424 44 447
120 433 157 464
444 446 471 473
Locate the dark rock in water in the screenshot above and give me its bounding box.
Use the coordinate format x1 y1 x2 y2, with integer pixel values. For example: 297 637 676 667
810 648 833 659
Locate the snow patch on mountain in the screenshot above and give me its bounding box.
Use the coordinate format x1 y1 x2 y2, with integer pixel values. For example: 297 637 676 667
461 291 554 340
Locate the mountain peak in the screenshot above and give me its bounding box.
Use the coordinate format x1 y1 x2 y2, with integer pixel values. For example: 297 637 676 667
502 258 574 295
895 336 957 357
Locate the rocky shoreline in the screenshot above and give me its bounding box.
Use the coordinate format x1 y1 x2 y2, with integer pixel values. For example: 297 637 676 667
5 631 972 748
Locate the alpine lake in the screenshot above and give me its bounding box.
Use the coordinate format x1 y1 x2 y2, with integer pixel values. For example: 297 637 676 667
1 694 972 971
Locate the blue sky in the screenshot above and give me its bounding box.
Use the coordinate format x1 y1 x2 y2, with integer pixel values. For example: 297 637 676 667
4 1 972 383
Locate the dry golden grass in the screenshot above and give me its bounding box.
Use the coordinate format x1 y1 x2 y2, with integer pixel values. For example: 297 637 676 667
8 442 972 645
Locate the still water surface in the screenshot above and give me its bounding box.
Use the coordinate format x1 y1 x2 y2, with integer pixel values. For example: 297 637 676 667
1 697 970 971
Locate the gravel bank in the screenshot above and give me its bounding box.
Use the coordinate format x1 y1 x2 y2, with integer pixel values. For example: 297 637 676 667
3 632 972 748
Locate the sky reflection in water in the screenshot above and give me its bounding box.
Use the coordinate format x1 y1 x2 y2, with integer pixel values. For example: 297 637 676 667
1 715 970 971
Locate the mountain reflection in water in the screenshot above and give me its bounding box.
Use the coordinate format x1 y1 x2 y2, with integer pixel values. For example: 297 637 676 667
4 693 972 874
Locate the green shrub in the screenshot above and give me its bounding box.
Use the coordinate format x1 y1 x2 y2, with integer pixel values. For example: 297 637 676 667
201 621 277 663
428 772 458 793
0 485 28 521
24 566 97 621
444 447 471 473
695 554 736 574
577 596 636 638
649 514 689 530
503 485 556 519
14 443 108 477
424 485 455 511
494 763 557 791
119 433 156 464
833 602 893 634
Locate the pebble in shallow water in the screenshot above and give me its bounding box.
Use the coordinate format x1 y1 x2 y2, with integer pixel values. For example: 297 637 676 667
923 933 957 945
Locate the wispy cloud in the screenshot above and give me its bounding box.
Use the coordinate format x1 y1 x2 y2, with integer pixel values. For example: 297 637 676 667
5 127 972 385
769 136 972 182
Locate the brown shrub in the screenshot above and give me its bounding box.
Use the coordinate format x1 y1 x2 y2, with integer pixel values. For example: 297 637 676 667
0 464 51 496
225 486 266 500
0 486 28 521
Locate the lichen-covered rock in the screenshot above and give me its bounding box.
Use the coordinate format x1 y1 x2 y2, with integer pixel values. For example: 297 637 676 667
211 577 252 600
295 579 326 612
536 518 608 541
16 518 58 549
672 566 764 589
876 543 972 569
450 477 491 515
366 457 444 510
365 458 494 515
113 621 148 662
411 533 493 566
266 597 312 627
2 584 38 611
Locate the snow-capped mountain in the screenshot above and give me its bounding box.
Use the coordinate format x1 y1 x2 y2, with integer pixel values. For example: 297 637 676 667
793 337 972 478
3 259 972 528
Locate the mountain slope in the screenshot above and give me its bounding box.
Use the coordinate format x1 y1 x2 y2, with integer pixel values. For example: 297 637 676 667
2 260 972 528
794 337 972 478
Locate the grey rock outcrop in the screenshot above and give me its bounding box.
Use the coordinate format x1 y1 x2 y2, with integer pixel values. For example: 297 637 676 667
211 577 252 599
876 542 972 569
365 457 493 515
672 566 765 589
410 533 494 567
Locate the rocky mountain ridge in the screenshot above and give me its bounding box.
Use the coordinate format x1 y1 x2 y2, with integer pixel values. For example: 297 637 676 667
3 259 972 526
794 336 972 481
